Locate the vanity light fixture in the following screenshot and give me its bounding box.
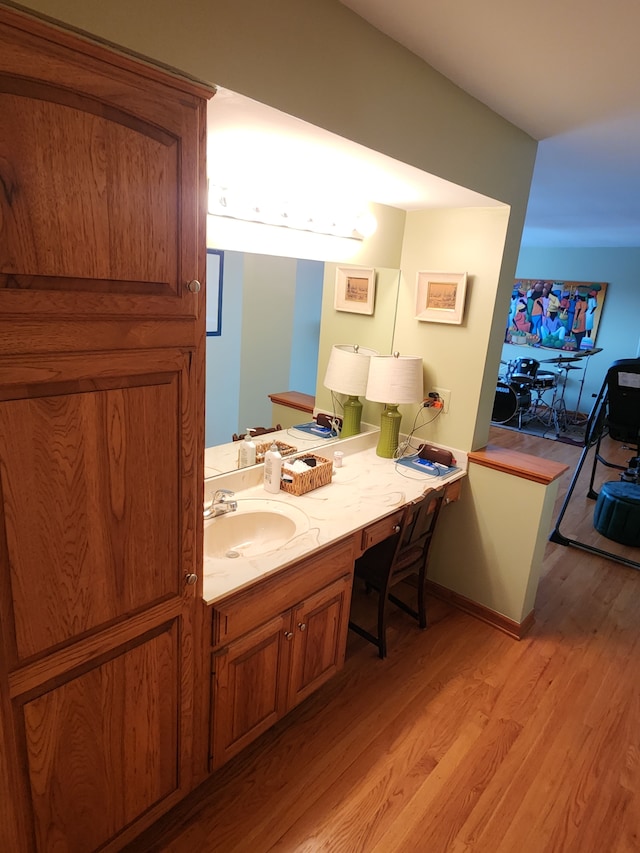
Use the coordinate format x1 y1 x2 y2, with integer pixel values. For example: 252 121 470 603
208 184 376 241
323 344 378 437
365 352 424 457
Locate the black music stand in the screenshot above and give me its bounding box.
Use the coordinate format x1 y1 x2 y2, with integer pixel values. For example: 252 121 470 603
549 358 640 570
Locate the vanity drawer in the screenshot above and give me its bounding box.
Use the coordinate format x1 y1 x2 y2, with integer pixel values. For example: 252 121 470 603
444 478 462 504
360 509 404 554
211 536 355 647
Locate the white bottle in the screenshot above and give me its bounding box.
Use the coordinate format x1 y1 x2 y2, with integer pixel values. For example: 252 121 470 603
263 441 283 493
238 429 256 468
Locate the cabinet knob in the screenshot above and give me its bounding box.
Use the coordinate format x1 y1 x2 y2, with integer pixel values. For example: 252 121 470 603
186 279 201 293
284 631 293 640
393 525 401 534
184 573 198 585
298 622 307 632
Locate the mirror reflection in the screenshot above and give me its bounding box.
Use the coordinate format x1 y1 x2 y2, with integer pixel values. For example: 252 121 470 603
204 253 401 477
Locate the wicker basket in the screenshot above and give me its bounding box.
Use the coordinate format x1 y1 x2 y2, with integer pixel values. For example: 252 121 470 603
255 440 297 463
280 454 333 496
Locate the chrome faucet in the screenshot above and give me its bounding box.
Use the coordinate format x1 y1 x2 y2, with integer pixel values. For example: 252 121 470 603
204 488 238 519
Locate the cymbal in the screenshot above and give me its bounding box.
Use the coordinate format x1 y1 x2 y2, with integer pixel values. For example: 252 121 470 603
581 347 603 356
540 355 583 364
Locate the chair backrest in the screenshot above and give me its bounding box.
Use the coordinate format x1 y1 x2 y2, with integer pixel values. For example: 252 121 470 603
388 488 445 586
232 424 283 442
605 359 640 445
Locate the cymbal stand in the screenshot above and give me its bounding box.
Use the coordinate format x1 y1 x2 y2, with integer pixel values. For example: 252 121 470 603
540 366 571 435
568 357 593 425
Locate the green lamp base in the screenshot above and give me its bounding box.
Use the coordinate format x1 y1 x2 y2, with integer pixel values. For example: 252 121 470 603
376 404 401 457
340 395 362 438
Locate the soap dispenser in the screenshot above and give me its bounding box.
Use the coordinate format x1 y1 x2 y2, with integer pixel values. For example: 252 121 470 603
238 429 256 468
263 441 283 493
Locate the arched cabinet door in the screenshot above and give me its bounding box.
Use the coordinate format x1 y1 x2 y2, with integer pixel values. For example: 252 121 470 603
0 8 211 852
0 6 207 345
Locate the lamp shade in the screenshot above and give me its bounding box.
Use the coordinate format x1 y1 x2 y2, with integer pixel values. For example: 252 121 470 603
365 354 424 404
323 344 378 396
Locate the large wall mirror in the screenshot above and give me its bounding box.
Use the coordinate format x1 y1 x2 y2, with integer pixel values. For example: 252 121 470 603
204 252 401 476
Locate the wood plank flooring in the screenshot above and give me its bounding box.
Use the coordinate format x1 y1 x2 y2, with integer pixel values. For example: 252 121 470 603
130 428 640 853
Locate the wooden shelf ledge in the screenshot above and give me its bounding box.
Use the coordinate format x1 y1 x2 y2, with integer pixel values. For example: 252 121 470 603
468 444 569 485
268 391 315 414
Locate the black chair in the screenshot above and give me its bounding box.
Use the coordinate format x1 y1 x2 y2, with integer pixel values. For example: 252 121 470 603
349 488 445 658
550 357 640 569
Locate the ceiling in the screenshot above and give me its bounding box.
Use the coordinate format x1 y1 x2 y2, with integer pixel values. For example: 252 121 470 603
207 0 640 250
338 0 640 249
207 87 504 222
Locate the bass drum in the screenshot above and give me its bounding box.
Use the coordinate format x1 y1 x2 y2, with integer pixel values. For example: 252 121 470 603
491 381 531 424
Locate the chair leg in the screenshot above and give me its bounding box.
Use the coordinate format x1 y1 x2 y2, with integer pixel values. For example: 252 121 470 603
417 572 427 630
377 585 388 659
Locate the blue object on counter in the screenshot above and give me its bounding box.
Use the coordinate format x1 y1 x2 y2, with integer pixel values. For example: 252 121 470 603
291 422 336 438
395 455 460 477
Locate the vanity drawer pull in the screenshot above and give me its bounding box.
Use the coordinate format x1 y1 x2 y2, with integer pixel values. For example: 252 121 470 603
298 622 307 632
284 631 293 640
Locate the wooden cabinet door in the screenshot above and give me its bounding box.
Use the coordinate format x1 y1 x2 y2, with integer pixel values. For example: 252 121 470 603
211 615 291 770
288 575 352 709
0 10 205 337
0 350 200 852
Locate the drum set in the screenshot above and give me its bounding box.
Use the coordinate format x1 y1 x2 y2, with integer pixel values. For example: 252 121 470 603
491 349 603 434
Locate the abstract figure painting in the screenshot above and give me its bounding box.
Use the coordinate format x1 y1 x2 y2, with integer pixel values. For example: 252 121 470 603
505 279 608 352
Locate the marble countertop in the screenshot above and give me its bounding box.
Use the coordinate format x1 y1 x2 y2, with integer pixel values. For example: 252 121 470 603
203 436 466 606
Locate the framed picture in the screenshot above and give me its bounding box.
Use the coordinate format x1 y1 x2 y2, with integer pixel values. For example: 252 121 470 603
334 266 376 315
505 278 608 352
415 271 468 324
206 249 224 336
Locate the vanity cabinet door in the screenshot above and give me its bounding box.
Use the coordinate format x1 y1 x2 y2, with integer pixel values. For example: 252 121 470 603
288 575 352 709
208 538 356 770
210 614 291 770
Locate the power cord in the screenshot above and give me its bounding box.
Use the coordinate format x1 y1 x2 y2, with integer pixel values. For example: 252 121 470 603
394 403 443 460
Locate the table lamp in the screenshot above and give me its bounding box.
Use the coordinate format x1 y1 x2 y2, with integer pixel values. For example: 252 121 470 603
323 344 378 437
365 352 424 457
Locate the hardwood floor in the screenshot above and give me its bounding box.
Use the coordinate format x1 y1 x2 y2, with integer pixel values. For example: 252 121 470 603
130 429 640 853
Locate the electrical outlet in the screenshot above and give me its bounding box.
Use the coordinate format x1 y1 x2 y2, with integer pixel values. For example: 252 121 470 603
433 387 451 414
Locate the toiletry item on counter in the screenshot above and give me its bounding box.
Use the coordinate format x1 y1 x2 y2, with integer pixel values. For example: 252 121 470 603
333 450 344 468
283 459 314 475
238 429 256 467
263 441 283 493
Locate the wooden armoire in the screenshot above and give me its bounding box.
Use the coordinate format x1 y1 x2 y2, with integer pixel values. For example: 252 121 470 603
0 7 211 851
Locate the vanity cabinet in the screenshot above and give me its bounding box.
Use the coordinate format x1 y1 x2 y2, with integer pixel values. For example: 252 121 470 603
209 539 354 769
0 9 210 852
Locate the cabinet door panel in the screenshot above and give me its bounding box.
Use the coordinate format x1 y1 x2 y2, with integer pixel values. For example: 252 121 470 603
0 15 205 325
211 615 290 769
288 575 352 709
22 621 179 853
0 358 181 664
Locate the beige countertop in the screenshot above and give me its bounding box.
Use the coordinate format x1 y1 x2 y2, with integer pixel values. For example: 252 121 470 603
203 434 466 605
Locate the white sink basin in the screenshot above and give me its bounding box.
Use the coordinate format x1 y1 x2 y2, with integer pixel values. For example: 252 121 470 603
204 499 310 559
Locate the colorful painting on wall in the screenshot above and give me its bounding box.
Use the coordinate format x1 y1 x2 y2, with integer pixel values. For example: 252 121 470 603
505 279 608 352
